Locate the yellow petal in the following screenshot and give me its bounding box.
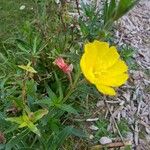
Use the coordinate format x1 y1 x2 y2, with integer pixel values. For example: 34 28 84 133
80 54 95 83
96 84 116 96
97 73 128 87
107 59 128 76
84 42 98 67
84 41 110 67
92 40 110 56
100 46 120 69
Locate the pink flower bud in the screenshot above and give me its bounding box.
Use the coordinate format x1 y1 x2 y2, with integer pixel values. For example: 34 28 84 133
54 57 73 74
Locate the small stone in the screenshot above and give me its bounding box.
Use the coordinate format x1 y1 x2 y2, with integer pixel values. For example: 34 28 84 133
96 101 105 107
123 92 131 102
99 137 112 145
19 5 25 10
89 125 99 131
119 100 125 106
89 134 94 140
54 0 60 4
86 118 99 122
146 127 150 134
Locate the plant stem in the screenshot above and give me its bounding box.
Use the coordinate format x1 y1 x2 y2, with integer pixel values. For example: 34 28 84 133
22 72 28 104
63 70 81 102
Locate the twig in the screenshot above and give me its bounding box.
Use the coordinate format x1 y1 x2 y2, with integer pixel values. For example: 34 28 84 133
90 141 131 150
75 0 80 16
103 96 125 145
134 120 139 146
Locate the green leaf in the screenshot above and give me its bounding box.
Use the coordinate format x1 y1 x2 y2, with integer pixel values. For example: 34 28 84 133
33 98 53 106
48 126 86 150
103 0 138 30
21 114 41 136
70 128 87 138
32 109 48 122
49 119 60 133
103 0 117 29
54 72 63 100
17 43 29 53
5 109 47 136
18 62 37 73
103 0 109 24
5 129 30 150
45 84 58 101
26 79 37 97
16 39 31 54
59 104 78 115
5 116 23 125
27 121 41 136
108 0 116 19
0 144 5 150
7 96 25 109
4 124 19 134
115 0 139 20
48 126 73 150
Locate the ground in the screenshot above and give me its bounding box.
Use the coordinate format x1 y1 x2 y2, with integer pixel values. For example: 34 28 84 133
115 1 150 149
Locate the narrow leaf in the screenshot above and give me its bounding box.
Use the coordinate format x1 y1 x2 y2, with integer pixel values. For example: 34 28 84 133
45 84 57 100
32 109 48 122
59 104 78 115
54 72 63 100
5 117 23 125
5 129 30 150
49 126 73 150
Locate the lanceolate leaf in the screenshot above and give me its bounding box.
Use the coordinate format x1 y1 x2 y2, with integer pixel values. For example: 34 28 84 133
47 126 87 150
5 129 30 150
103 0 138 29
5 116 23 125
18 65 37 73
27 121 41 136
5 109 48 136
59 104 79 115
54 72 63 100
32 109 48 123
48 126 73 150
115 0 139 20
45 84 58 101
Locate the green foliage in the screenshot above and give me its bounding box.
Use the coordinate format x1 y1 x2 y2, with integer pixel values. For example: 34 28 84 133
103 0 139 29
118 119 130 136
79 2 106 41
79 0 139 41
5 129 30 150
120 45 138 69
6 109 48 136
95 119 112 139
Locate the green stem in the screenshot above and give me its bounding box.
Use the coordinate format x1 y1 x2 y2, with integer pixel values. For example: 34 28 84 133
63 70 81 102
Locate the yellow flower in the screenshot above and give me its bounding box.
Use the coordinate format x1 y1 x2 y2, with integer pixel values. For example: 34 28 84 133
80 40 128 96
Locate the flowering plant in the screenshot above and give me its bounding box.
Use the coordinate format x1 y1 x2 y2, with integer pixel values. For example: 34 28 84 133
80 40 128 95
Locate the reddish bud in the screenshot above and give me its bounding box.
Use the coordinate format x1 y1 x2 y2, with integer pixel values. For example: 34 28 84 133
54 57 73 74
